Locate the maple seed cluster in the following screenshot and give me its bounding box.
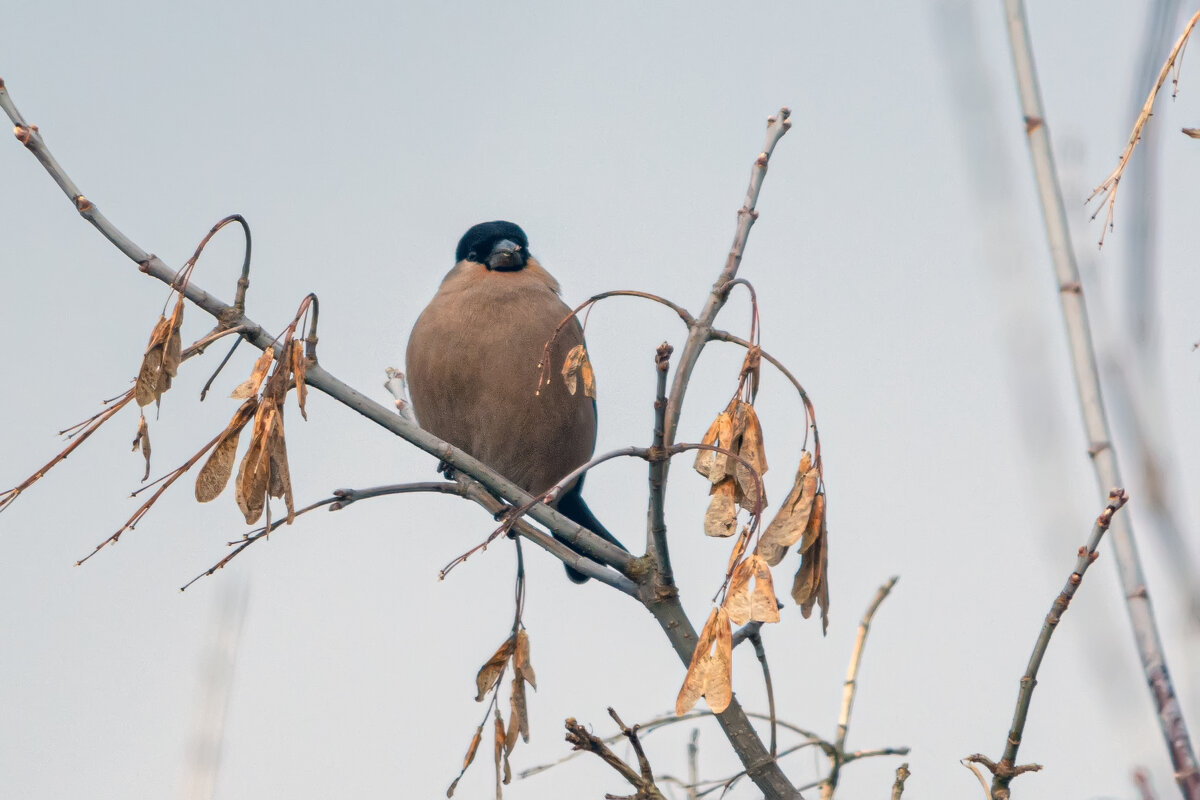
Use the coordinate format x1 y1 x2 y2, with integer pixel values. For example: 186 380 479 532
195 337 308 529
677 349 828 717
448 629 537 797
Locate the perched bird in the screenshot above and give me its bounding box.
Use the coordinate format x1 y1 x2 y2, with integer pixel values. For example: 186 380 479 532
406 221 626 582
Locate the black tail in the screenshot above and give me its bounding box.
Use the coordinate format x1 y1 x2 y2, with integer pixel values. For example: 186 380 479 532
554 478 627 583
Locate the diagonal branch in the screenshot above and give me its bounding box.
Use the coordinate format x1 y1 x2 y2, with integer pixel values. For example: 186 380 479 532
1000 5 1200 795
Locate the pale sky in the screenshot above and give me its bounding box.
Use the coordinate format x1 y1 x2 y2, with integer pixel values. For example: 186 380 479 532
3 2 1200 799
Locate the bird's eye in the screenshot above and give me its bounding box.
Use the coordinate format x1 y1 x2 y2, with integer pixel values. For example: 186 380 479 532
467 250 477 261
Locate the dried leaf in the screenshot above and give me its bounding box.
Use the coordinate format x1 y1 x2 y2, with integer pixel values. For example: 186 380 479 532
230 349 274 400
724 555 780 626
195 399 257 503
694 411 735 482
560 344 596 398
131 414 151 482
1183 127 1200 138
757 452 818 566
733 402 768 509
703 479 738 538
291 337 309 420
675 607 733 715
475 635 516 702
514 629 536 690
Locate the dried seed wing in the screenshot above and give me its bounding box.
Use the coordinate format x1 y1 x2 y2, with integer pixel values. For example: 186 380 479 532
230 349 275 400
514 629 536 690
447 724 484 797
475 634 516 702
706 608 733 712
131 414 151 481
675 607 719 716
724 558 755 626
560 344 586 396
816 516 830 634
507 675 529 750
135 316 171 407
580 351 596 399
725 525 751 575
797 492 825 555
195 398 257 503
703 479 738 538
694 413 724 479
266 414 295 524
758 452 817 565
733 403 768 508
234 403 275 524
747 555 780 623
163 296 185 378
291 338 309 420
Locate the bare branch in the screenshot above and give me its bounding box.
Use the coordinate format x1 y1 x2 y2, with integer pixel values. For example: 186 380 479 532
978 490 1127 799
822 577 902 800
647 343 675 585
564 712 667 800
1001 4 1200 793
660 108 792 457
835 577 899 751
1086 9 1200 246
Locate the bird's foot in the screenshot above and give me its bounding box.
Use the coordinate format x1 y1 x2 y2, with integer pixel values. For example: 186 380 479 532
436 460 456 480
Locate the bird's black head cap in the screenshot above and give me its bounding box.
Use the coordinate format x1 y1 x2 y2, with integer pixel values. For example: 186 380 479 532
456 221 530 270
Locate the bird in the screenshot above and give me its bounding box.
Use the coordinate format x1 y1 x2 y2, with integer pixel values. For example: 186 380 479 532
406 220 627 582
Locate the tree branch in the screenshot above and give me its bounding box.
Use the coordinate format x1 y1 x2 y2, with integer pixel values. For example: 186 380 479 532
647 343 675 585
1000 6 1200 795
977 490 1128 799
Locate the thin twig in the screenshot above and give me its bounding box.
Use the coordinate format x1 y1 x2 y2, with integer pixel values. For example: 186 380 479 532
0 389 135 513
823 577 900 800
1086 9 1200 246
748 631 777 756
835 577 899 751
1134 767 1160 800
564 712 667 800
979 490 1128 799
647 343 675 585
660 109 792 458
1001 5 1200 795
687 729 700 800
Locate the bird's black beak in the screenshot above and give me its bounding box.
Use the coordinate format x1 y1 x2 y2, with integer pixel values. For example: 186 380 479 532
486 239 526 271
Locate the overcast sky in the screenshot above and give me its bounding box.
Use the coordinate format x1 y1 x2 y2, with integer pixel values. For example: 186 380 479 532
3 2 1200 799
